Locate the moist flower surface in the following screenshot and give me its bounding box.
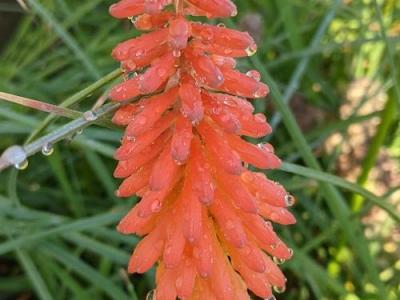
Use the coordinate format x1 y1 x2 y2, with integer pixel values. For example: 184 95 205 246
109 0 296 299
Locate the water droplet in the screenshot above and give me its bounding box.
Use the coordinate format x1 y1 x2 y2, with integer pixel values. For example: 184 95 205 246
285 194 296 206
265 296 276 300
226 220 235 229
288 248 294 257
135 49 144 57
76 129 83 135
265 221 272 228
273 256 286 265
246 70 261 81
151 200 162 212
217 23 226 28
254 86 267 98
223 48 233 55
41 143 54 156
146 289 156 300
245 44 257 56
15 159 29 170
172 49 181 57
176 276 183 289
231 7 238 16
127 135 136 142
157 68 166 77
83 110 97 121
273 285 286 294
129 16 138 25
136 115 147 125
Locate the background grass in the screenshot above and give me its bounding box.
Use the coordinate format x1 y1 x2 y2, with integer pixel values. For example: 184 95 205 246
0 0 399 299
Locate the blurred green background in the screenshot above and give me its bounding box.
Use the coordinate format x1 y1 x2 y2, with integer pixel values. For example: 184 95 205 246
0 0 399 299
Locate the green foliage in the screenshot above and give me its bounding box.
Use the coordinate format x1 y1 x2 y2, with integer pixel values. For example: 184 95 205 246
0 0 399 299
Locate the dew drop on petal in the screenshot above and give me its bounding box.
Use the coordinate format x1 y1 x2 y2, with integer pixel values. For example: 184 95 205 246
172 49 181 57
288 248 294 257
285 194 296 206
176 276 183 289
157 68 167 77
273 286 286 294
41 143 54 156
146 289 156 300
151 200 162 212
265 221 272 228
246 70 261 81
135 49 144 57
217 23 226 28
226 220 235 229
245 44 257 56
273 256 286 265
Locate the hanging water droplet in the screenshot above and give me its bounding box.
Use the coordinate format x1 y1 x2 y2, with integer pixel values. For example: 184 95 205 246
217 23 226 28
15 159 29 170
246 70 261 81
273 256 286 265
146 289 156 300
41 143 54 156
128 16 138 25
273 285 286 294
231 7 238 16
83 110 97 121
288 248 294 257
285 194 296 206
254 86 267 98
76 128 83 135
245 44 257 56
265 296 276 300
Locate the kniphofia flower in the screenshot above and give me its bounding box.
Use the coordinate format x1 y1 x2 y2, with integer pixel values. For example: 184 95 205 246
109 1 296 299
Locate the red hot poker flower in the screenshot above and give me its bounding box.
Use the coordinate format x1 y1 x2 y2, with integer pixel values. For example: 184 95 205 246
109 1 296 299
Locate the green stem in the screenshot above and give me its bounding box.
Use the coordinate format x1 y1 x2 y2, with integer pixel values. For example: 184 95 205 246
25 68 122 143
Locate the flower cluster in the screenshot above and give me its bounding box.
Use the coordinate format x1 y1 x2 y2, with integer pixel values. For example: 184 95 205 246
109 0 296 299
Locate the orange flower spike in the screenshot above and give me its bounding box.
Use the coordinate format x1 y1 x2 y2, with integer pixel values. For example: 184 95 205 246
109 0 297 298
